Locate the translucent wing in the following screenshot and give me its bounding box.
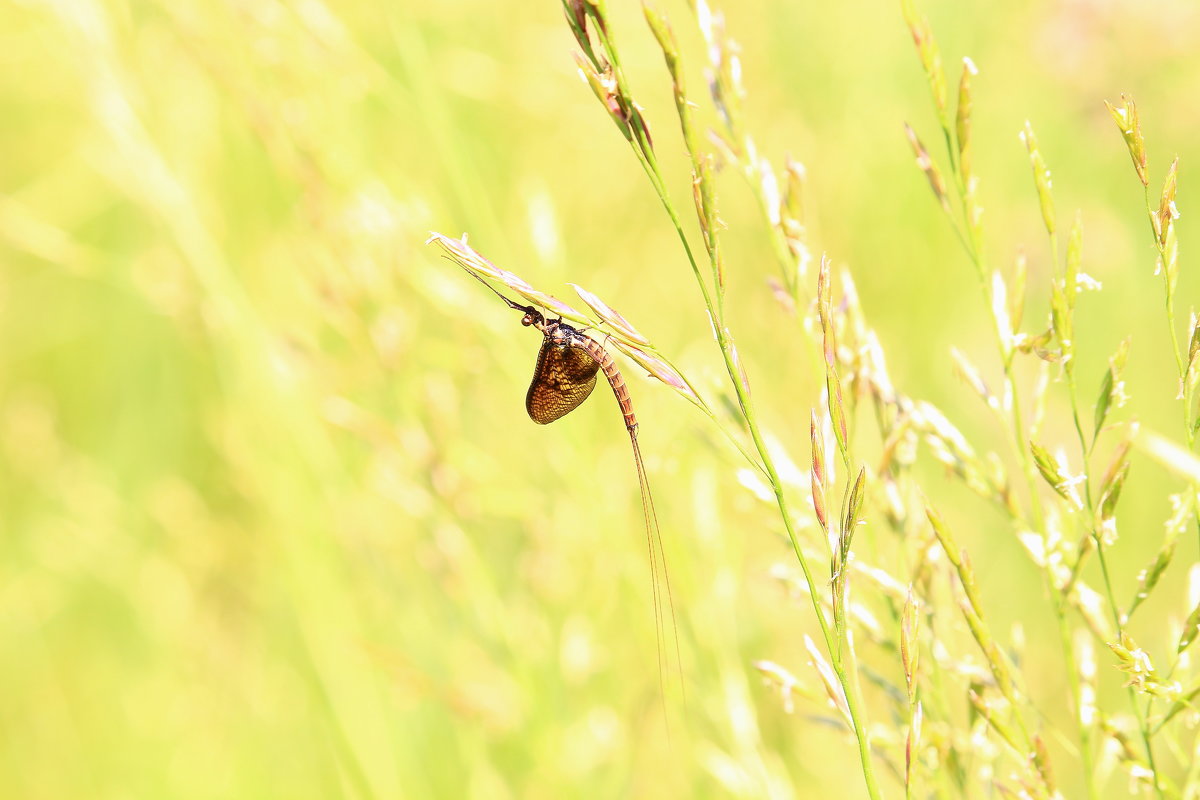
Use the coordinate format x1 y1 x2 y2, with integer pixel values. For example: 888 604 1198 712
525 336 599 424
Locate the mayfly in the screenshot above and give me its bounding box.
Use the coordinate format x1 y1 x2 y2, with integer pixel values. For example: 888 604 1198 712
458 266 682 697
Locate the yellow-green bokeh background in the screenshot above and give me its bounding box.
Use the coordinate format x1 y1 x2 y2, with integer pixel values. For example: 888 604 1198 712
3 0 1199 796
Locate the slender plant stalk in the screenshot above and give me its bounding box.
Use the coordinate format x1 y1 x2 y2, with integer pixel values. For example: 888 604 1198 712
1141 172 1200 550
898 8 1168 795
568 2 883 794
558 2 1197 796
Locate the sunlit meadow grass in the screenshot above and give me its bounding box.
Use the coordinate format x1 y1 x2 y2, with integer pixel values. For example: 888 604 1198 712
3 0 1200 797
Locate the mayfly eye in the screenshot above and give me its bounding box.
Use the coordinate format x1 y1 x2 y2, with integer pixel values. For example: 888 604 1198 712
522 314 536 327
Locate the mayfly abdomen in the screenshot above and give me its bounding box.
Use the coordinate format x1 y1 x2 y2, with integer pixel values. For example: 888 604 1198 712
572 333 639 435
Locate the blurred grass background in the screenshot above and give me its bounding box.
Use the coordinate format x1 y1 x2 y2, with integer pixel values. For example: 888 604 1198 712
2 0 1199 796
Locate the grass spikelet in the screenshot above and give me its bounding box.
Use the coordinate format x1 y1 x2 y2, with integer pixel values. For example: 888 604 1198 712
1094 338 1131 440
753 660 817 713
818 256 850 466
952 346 997 411
1095 438 1132 542
1125 525 1178 623
1185 316 1200 434
925 507 982 617
569 282 651 344
1157 157 1180 248
1019 121 1056 237
811 410 829 534
900 0 947 122
1104 94 1149 186
804 635 853 727
781 157 813 287
832 467 867 626
904 122 951 212
608 339 702 406
901 588 920 702
1123 491 1190 623
955 58 977 179
905 701 923 797
1175 600 1200 656
563 0 598 62
427 231 590 324
643 3 692 144
574 53 634 142
1109 633 1182 702
990 271 1017 361
968 690 1024 757
1030 440 1082 509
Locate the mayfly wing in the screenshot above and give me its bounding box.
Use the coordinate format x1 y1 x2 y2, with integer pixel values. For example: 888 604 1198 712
525 332 600 424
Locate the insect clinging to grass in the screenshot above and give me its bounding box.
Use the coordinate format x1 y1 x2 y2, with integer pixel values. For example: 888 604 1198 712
427 232 685 697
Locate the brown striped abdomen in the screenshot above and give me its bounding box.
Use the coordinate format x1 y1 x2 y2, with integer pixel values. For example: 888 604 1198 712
573 334 638 434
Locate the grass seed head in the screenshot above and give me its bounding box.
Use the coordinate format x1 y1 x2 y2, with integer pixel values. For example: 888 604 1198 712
1157 156 1180 247
956 58 978 176
1094 338 1131 438
804 635 852 727
1020 121 1056 236
752 660 813 714
563 0 594 56
901 0 947 117
1104 94 1149 186
901 588 921 700
904 122 951 212
810 410 828 533
569 283 650 344
609 340 700 405
1176 601 1200 656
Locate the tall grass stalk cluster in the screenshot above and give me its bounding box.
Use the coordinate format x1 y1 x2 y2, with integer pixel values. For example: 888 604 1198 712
437 0 1200 796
